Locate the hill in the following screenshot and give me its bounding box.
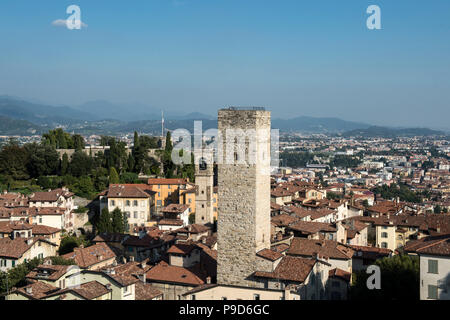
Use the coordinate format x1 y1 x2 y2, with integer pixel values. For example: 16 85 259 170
272 116 370 133
342 126 444 138
0 116 44 135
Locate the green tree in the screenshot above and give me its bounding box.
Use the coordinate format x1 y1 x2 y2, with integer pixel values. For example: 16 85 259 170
72 134 85 151
97 207 113 234
109 167 120 184
24 143 59 178
69 151 93 177
164 131 173 153
434 205 442 214
122 211 129 234
111 207 125 233
61 153 69 175
0 258 43 296
0 144 30 180
350 254 419 300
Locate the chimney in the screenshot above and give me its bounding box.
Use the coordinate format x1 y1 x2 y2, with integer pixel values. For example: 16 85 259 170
139 273 146 283
206 276 211 284
129 256 135 262
25 286 33 295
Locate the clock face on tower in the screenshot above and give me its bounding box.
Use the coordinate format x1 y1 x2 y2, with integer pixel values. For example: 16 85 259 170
199 157 207 171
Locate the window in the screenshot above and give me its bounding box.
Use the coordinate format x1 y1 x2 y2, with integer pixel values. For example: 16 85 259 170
188 199 192 203
382 226 387 229
428 285 438 299
110 200 115 206
123 286 130 295
126 200 131 206
254 294 260 300
158 185 161 189
158 192 161 197
428 260 438 274
134 212 138 219
381 232 388 238
192 295 196 300
12 260 15 267
133 200 138 207
381 242 388 248
157 200 162 206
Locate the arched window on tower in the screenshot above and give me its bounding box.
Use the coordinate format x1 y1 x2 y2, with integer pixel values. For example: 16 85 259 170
199 157 207 171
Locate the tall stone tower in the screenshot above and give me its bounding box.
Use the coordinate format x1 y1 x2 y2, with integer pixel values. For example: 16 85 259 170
217 107 272 286
194 149 215 225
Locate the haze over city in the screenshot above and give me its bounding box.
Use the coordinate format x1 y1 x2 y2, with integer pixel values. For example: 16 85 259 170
1 0 449 129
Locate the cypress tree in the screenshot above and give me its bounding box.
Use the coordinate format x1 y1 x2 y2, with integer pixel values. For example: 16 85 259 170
97 208 113 234
61 153 69 175
112 208 124 233
109 167 120 184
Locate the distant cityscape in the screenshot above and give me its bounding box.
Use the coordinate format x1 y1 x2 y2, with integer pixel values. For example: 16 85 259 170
0 107 449 301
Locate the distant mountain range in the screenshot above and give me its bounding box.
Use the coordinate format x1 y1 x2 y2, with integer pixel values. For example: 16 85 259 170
341 126 445 138
272 116 370 133
0 96 446 137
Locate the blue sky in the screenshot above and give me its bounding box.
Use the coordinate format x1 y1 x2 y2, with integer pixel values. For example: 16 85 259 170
0 0 449 128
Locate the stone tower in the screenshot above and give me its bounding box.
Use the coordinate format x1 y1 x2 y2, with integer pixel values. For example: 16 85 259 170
194 148 215 225
217 107 272 286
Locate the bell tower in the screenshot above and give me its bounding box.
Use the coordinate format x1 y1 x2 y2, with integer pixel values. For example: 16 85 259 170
194 149 215 225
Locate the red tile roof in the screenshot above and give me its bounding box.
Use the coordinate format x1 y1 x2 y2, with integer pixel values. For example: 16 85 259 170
62 243 116 269
288 238 354 260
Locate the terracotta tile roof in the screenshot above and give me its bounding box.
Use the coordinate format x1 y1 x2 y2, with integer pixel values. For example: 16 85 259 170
281 206 312 219
31 224 61 235
256 249 283 261
254 256 317 283
288 238 354 260
134 281 163 300
122 233 167 248
404 234 450 257
161 204 189 214
12 281 60 299
329 268 352 282
106 184 154 198
167 243 198 255
29 188 73 202
26 265 72 281
0 237 53 259
158 219 184 226
173 224 211 234
69 281 111 300
0 221 33 233
145 261 205 286
348 244 392 258
148 178 188 185
62 243 116 269
309 208 335 220
272 243 290 253
287 221 337 234
32 207 66 216
271 214 299 227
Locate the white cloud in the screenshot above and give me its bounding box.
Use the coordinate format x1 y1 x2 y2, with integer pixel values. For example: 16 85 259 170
51 19 88 29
